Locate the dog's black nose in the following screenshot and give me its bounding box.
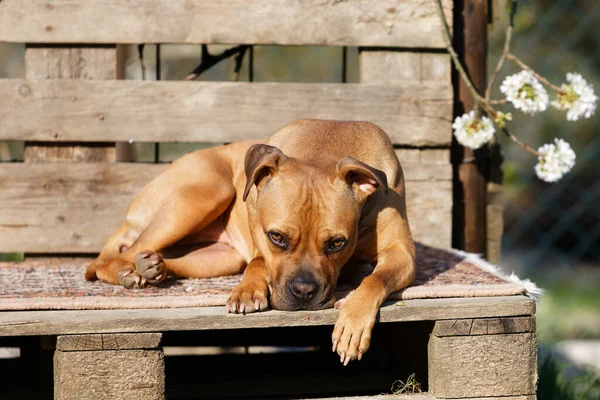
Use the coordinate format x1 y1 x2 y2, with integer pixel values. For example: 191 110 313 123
289 277 318 301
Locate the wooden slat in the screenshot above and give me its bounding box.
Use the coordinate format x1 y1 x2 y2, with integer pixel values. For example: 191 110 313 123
56 333 162 351
0 162 451 252
24 46 121 164
0 296 535 337
0 79 452 146
360 51 450 83
429 333 537 398
432 316 535 337
25 45 118 80
0 0 453 48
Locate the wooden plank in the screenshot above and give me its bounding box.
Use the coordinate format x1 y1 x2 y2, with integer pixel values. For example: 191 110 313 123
25 45 118 79
436 397 535 400
24 46 119 163
0 296 535 337
487 182 504 264
359 47 452 247
308 396 434 400
56 333 162 351
407 180 452 249
55 347 165 400
24 142 116 163
0 161 451 252
313 396 535 400
0 162 163 253
428 333 537 398
0 0 453 48
455 0 488 254
432 316 535 337
360 51 450 83
0 79 452 146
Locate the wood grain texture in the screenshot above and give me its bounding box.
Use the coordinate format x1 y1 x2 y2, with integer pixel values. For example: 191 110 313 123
56 333 162 351
0 162 450 252
436 397 535 400
24 144 116 162
428 333 537 398
0 0 452 48
308 396 434 400
54 348 165 400
360 51 450 83
432 316 535 337
0 296 535 337
487 182 504 264
312 396 536 400
25 46 118 80
0 79 452 146
25 46 120 163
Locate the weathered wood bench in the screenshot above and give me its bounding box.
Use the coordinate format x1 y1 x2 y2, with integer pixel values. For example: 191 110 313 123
0 1 536 398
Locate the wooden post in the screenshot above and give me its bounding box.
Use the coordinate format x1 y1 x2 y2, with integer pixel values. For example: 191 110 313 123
428 316 537 398
24 44 126 163
359 48 454 249
453 0 489 254
54 333 165 400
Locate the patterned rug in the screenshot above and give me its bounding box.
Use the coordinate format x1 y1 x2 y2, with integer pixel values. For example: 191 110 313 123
0 244 533 310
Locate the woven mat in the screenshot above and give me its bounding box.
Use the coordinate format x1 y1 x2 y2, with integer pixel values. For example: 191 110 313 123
0 244 528 311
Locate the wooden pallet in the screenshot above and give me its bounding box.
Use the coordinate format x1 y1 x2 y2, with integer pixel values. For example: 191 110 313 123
0 295 537 399
0 1 526 398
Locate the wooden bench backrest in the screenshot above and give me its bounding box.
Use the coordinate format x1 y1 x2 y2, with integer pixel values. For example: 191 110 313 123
0 0 454 254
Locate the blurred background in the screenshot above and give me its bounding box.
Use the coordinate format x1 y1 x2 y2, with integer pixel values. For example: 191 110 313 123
0 0 598 397
490 1 600 397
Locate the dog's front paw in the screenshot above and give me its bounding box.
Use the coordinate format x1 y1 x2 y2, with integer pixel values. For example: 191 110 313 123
226 282 269 314
118 269 148 289
332 298 377 366
134 251 166 284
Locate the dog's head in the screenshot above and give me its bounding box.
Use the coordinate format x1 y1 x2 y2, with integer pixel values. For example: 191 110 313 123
242 144 387 311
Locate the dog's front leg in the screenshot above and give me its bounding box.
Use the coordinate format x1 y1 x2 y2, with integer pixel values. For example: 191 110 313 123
227 257 270 314
332 245 415 365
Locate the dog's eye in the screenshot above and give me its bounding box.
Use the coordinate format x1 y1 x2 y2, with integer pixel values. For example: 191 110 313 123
326 238 347 254
267 231 288 249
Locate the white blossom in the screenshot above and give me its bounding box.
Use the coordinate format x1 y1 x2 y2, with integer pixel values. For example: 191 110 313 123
534 138 576 182
551 73 598 121
452 111 495 149
500 70 549 115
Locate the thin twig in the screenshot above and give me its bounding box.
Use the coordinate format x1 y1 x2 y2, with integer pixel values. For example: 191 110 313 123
230 46 249 81
434 0 486 107
185 45 249 81
137 44 146 81
506 53 564 93
485 25 512 100
490 98 509 105
500 126 541 156
434 0 540 158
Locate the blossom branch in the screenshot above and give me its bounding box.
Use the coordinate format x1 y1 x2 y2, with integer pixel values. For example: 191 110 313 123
434 0 538 157
435 0 592 182
500 127 541 156
505 53 564 93
485 25 512 100
433 0 487 109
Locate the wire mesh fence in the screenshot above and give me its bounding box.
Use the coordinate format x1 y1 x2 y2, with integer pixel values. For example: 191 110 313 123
494 0 600 273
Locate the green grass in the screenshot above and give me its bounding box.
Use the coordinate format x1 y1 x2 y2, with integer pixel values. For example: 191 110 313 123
538 351 600 400
533 267 600 400
533 268 600 344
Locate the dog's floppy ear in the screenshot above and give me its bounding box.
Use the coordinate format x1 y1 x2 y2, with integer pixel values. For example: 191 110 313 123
243 144 289 202
336 156 388 198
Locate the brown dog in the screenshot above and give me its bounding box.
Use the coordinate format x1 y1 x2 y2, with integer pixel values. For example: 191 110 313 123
86 119 416 364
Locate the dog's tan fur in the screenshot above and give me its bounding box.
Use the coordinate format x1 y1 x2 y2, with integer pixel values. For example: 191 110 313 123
86 119 416 364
